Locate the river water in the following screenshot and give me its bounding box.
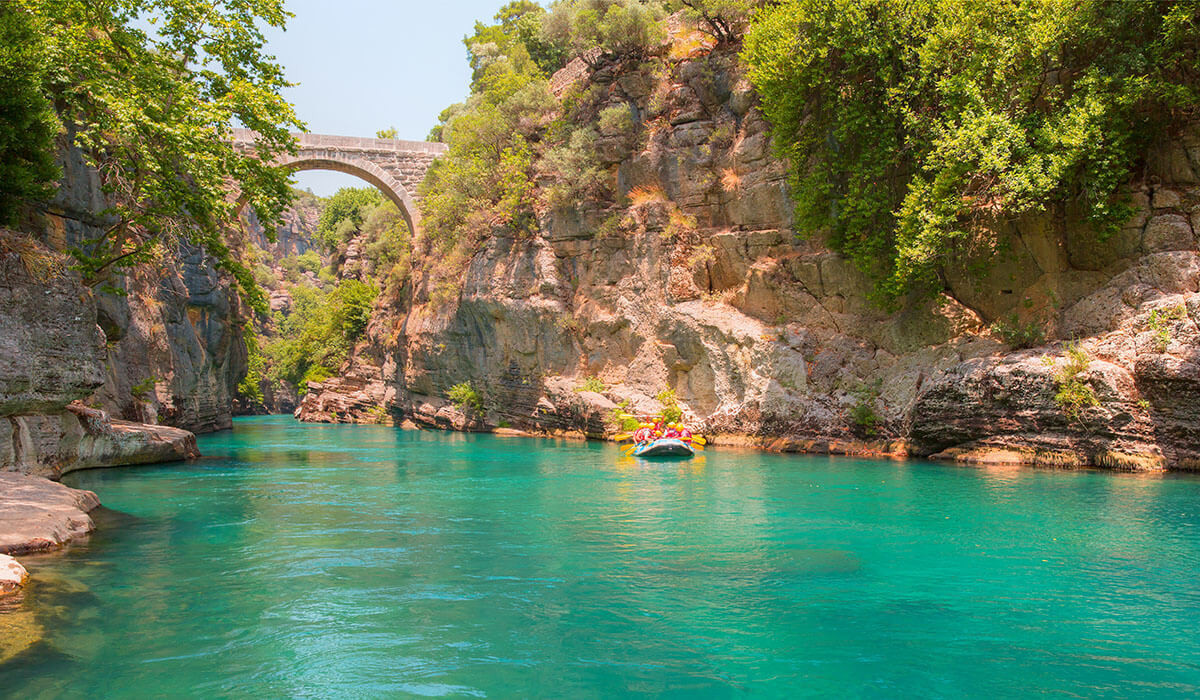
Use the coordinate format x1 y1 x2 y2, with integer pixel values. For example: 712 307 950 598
3 416 1200 697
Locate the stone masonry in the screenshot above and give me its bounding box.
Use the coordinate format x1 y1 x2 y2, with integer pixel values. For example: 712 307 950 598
231 130 447 235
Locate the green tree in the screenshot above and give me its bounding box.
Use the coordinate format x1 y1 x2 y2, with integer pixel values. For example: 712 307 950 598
541 0 667 68
670 0 762 44
744 0 1200 304
317 187 383 248
376 126 399 139
0 3 59 225
11 0 304 312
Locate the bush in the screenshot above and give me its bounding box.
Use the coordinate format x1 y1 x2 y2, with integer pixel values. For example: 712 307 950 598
1043 343 1100 423
542 0 668 66
992 313 1045 349
744 0 1200 304
849 383 882 437
655 388 683 424
1147 304 1187 351
330 279 378 343
577 376 605 393
610 399 642 432
448 381 484 413
539 128 608 209
0 4 59 225
598 104 635 138
296 250 322 275
672 0 762 45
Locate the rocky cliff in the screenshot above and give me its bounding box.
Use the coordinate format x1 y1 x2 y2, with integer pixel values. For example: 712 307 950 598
0 232 198 478
296 45 1200 471
38 141 251 434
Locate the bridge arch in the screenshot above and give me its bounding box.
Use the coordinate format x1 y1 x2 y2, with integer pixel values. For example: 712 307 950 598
231 129 447 238
278 153 422 236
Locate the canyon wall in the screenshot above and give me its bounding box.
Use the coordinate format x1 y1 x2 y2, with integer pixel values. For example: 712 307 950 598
300 47 1200 470
1 139 248 477
39 142 250 434
0 233 197 478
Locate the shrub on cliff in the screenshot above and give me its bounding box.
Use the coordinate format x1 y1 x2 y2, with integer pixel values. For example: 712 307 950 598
317 188 383 249
669 0 763 45
744 0 1200 304
259 279 379 398
420 5 561 255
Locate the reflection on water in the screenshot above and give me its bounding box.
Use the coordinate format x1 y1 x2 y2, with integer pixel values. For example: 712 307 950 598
2 416 1200 698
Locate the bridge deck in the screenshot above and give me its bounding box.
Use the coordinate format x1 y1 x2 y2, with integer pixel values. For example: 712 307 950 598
232 128 448 155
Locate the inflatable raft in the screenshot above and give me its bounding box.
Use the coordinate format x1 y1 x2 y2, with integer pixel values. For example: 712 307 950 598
632 437 695 458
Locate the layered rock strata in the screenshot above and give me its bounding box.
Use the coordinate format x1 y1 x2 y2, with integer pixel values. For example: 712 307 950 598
1 238 199 477
39 141 249 434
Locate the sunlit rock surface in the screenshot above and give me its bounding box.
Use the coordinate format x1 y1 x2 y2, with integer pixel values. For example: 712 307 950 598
0 472 100 556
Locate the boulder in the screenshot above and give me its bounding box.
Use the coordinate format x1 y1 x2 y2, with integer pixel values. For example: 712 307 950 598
0 554 27 597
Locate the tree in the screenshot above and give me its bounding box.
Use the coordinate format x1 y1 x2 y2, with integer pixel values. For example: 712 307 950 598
317 187 383 248
0 3 59 225
376 126 399 139
671 0 761 44
744 0 1200 304
541 0 667 68
13 0 305 312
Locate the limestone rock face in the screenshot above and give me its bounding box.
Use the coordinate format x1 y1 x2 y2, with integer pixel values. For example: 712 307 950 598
0 402 199 478
0 472 100 555
0 238 105 415
298 41 1200 470
38 142 250 435
89 242 249 433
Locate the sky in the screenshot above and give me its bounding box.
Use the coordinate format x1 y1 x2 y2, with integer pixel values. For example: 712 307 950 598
264 0 506 196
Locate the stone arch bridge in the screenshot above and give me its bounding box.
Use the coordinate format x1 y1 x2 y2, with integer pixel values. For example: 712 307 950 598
232 129 448 235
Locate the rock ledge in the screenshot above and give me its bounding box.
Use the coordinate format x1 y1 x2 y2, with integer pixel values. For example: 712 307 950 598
0 472 101 556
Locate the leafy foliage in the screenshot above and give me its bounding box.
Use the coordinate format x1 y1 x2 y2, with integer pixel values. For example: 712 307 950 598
670 0 762 45
448 381 484 413
237 328 266 406
577 376 605 392
610 399 641 432
992 313 1046 349
14 0 304 312
317 188 383 249
744 0 1200 303
1043 343 1100 423
259 279 378 397
655 388 683 424
849 381 882 437
542 0 667 67
1147 304 1187 351
0 3 59 225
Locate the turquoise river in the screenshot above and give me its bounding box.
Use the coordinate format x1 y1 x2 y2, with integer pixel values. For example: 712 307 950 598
3 416 1200 697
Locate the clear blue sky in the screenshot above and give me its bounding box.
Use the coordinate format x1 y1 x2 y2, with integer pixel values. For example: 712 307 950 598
266 0 506 195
